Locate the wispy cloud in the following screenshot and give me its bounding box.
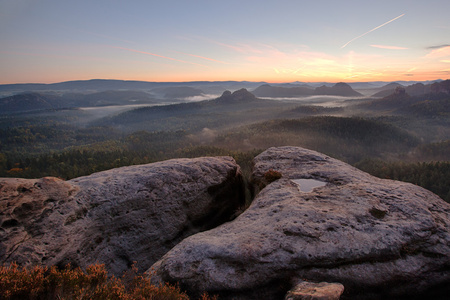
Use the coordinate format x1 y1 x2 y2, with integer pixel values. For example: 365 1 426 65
427 44 450 50
425 45 450 58
205 38 265 54
370 44 408 50
174 51 229 64
114 46 208 67
341 13 405 48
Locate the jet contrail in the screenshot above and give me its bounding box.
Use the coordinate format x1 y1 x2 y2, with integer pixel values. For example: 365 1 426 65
341 13 405 48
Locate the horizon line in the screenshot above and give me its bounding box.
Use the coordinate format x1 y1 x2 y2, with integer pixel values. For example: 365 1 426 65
0 77 446 86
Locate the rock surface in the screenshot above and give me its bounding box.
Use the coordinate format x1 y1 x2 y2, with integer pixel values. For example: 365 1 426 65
0 157 244 276
285 280 344 300
150 146 450 299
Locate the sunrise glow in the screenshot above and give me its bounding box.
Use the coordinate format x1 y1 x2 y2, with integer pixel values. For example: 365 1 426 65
1 1 449 84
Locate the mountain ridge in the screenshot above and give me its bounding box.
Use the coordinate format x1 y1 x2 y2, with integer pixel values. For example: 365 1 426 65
0 79 443 94
253 82 363 97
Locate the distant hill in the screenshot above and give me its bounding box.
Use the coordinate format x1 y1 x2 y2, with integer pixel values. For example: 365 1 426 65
0 80 157 93
215 116 420 162
0 79 266 94
361 83 450 117
150 86 205 99
430 79 450 94
94 89 280 132
372 83 428 97
362 87 417 111
253 84 314 97
314 82 363 97
0 90 160 114
372 80 450 97
1 79 445 96
0 93 68 114
62 90 157 106
370 82 404 97
252 82 362 97
213 88 258 103
404 99 450 117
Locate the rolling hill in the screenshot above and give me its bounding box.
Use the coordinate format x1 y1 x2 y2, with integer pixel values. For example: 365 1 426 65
253 82 362 97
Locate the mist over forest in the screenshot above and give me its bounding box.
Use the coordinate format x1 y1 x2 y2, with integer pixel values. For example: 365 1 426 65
0 79 449 202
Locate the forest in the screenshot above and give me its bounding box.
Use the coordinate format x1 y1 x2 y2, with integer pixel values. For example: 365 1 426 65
0 81 449 202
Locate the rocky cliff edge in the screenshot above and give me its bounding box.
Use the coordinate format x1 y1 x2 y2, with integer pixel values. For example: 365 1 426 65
150 146 450 299
0 157 245 276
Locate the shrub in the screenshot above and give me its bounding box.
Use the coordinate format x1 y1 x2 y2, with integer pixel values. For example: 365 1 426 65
0 262 216 300
264 169 282 183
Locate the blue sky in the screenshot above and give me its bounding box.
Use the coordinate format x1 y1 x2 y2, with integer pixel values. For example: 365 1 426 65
1 0 449 83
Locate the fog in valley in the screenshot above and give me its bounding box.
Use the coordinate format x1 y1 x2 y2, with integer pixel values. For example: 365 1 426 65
0 80 449 202
2 1 450 298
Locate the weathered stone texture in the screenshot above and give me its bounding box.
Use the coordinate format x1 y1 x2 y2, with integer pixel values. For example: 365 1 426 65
150 146 450 299
285 280 344 300
0 157 244 276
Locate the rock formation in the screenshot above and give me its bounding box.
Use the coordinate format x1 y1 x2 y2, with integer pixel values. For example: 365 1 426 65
216 88 257 103
252 82 362 98
252 84 315 98
285 280 344 300
0 157 245 276
314 82 363 97
150 146 450 299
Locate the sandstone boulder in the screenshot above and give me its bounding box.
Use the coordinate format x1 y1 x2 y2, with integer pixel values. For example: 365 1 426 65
285 280 344 300
150 146 450 299
0 157 245 276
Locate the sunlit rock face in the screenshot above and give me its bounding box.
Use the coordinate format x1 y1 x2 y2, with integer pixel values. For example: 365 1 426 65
0 157 245 277
150 146 450 299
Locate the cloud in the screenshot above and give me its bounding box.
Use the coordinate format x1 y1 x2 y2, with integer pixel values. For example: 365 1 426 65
370 45 408 50
425 45 450 58
341 13 405 48
427 44 450 50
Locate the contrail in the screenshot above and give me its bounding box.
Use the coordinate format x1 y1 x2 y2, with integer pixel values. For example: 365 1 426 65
341 13 405 48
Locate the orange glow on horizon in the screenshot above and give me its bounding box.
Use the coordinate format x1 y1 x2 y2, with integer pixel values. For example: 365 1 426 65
2 72 447 85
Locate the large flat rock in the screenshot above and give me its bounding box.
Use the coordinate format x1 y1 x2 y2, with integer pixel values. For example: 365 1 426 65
150 146 450 299
0 157 245 276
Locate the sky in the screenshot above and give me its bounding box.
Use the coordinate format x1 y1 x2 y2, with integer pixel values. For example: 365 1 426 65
1 0 450 84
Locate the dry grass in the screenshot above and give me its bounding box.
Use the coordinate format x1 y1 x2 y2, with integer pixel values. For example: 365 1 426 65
0 262 217 300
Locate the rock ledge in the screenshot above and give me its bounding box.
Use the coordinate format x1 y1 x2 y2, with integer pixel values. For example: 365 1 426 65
150 146 450 299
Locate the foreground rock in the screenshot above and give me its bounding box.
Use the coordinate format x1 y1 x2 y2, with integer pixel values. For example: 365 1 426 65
150 146 450 299
0 157 244 276
285 281 344 300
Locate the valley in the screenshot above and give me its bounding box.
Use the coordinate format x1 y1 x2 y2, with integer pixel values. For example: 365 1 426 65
0 79 449 202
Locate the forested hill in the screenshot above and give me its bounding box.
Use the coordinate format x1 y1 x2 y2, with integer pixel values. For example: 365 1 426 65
0 79 267 94
93 89 281 132
372 79 450 97
359 84 450 116
0 91 159 114
252 82 362 97
0 93 65 113
0 81 448 203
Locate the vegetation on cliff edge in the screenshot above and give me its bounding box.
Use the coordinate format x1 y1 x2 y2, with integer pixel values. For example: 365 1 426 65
0 262 216 300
